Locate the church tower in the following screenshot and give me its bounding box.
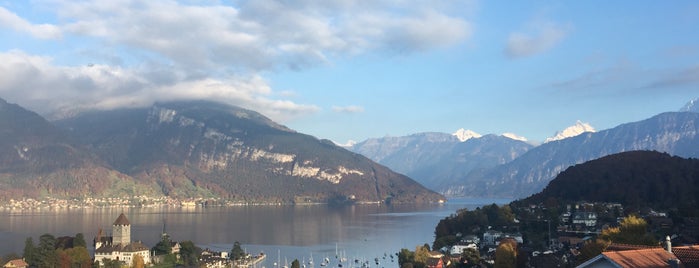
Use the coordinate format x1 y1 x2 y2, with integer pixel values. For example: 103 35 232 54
112 213 131 245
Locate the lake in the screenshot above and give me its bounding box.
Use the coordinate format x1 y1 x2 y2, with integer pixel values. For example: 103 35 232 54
0 198 510 266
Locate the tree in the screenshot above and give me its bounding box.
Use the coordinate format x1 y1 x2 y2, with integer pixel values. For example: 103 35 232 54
179 240 200 267
132 254 145 268
494 239 517 268
462 248 480 267
102 258 121 268
23 237 37 267
65 247 91 268
600 215 657 245
291 259 300 268
56 248 71 268
74 233 87 248
398 248 414 267
38 233 58 268
151 234 172 255
413 245 430 268
577 239 610 265
231 241 245 261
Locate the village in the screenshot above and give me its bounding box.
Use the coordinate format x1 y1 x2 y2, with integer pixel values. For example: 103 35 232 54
2 213 267 268
418 201 699 267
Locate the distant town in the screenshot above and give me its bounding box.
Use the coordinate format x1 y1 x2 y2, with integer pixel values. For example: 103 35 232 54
0 196 300 210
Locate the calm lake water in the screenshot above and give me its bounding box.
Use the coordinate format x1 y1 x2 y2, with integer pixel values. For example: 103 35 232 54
0 198 509 266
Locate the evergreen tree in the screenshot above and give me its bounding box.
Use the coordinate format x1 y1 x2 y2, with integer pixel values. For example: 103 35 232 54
74 233 87 248
23 237 37 267
151 234 172 255
462 248 480 267
231 241 245 260
398 248 414 267
38 233 58 268
291 259 300 268
179 240 200 267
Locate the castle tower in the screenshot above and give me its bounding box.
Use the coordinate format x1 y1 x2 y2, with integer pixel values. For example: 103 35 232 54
112 213 131 245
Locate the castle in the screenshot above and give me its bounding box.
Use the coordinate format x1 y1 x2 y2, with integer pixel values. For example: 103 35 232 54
94 213 151 265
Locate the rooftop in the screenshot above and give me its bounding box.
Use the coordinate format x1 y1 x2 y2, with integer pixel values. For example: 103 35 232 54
113 213 130 226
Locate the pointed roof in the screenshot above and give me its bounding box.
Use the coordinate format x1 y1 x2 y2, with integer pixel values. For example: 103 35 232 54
113 213 130 226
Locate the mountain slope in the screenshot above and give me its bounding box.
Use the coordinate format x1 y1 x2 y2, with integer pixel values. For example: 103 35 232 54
0 98 152 199
519 151 699 213
57 101 443 203
349 132 533 192
452 112 699 198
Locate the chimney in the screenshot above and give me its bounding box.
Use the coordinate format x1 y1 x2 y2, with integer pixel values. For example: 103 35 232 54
665 236 672 253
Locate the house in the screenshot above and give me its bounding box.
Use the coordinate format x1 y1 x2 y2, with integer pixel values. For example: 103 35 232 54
450 244 476 255
576 248 680 268
673 245 699 268
572 212 597 227
93 213 151 266
3 259 28 268
461 235 480 245
200 249 231 268
483 230 503 246
426 257 444 268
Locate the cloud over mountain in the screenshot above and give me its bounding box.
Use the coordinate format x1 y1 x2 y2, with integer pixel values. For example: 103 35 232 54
0 0 472 121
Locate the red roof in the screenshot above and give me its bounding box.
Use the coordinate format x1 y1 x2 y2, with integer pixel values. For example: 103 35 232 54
673 245 699 268
113 213 130 226
602 248 678 268
4 259 28 268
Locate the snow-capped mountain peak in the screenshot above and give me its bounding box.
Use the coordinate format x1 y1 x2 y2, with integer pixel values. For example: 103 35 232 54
680 98 699 113
453 128 482 142
502 132 528 142
544 120 596 143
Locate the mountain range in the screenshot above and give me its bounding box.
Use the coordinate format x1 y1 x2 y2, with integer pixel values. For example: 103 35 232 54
349 132 533 192
349 98 699 199
0 98 443 203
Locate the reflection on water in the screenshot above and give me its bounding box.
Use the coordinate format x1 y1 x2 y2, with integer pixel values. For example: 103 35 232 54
0 198 510 265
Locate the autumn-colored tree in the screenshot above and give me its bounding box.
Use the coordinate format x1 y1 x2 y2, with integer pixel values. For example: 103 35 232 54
132 253 145 268
600 215 657 245
64 247 91 268
56 249 71 268
494 239 517 268
413 245 430 267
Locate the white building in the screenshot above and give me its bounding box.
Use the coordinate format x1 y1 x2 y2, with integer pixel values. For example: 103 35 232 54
572 212 597 227
94 213 152 266
482 230 503 246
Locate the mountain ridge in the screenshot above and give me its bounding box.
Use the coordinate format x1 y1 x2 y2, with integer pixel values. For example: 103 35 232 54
0 98 443 203
449 111 699 198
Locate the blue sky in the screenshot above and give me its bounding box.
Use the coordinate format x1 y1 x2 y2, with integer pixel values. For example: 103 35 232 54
1 1 698 144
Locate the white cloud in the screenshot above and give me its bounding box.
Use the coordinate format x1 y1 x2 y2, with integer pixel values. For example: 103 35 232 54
505 20 569 59
0 0 472 121
332 105 364 114
48 0 472 72
0 6 61 39
0 50 318 121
